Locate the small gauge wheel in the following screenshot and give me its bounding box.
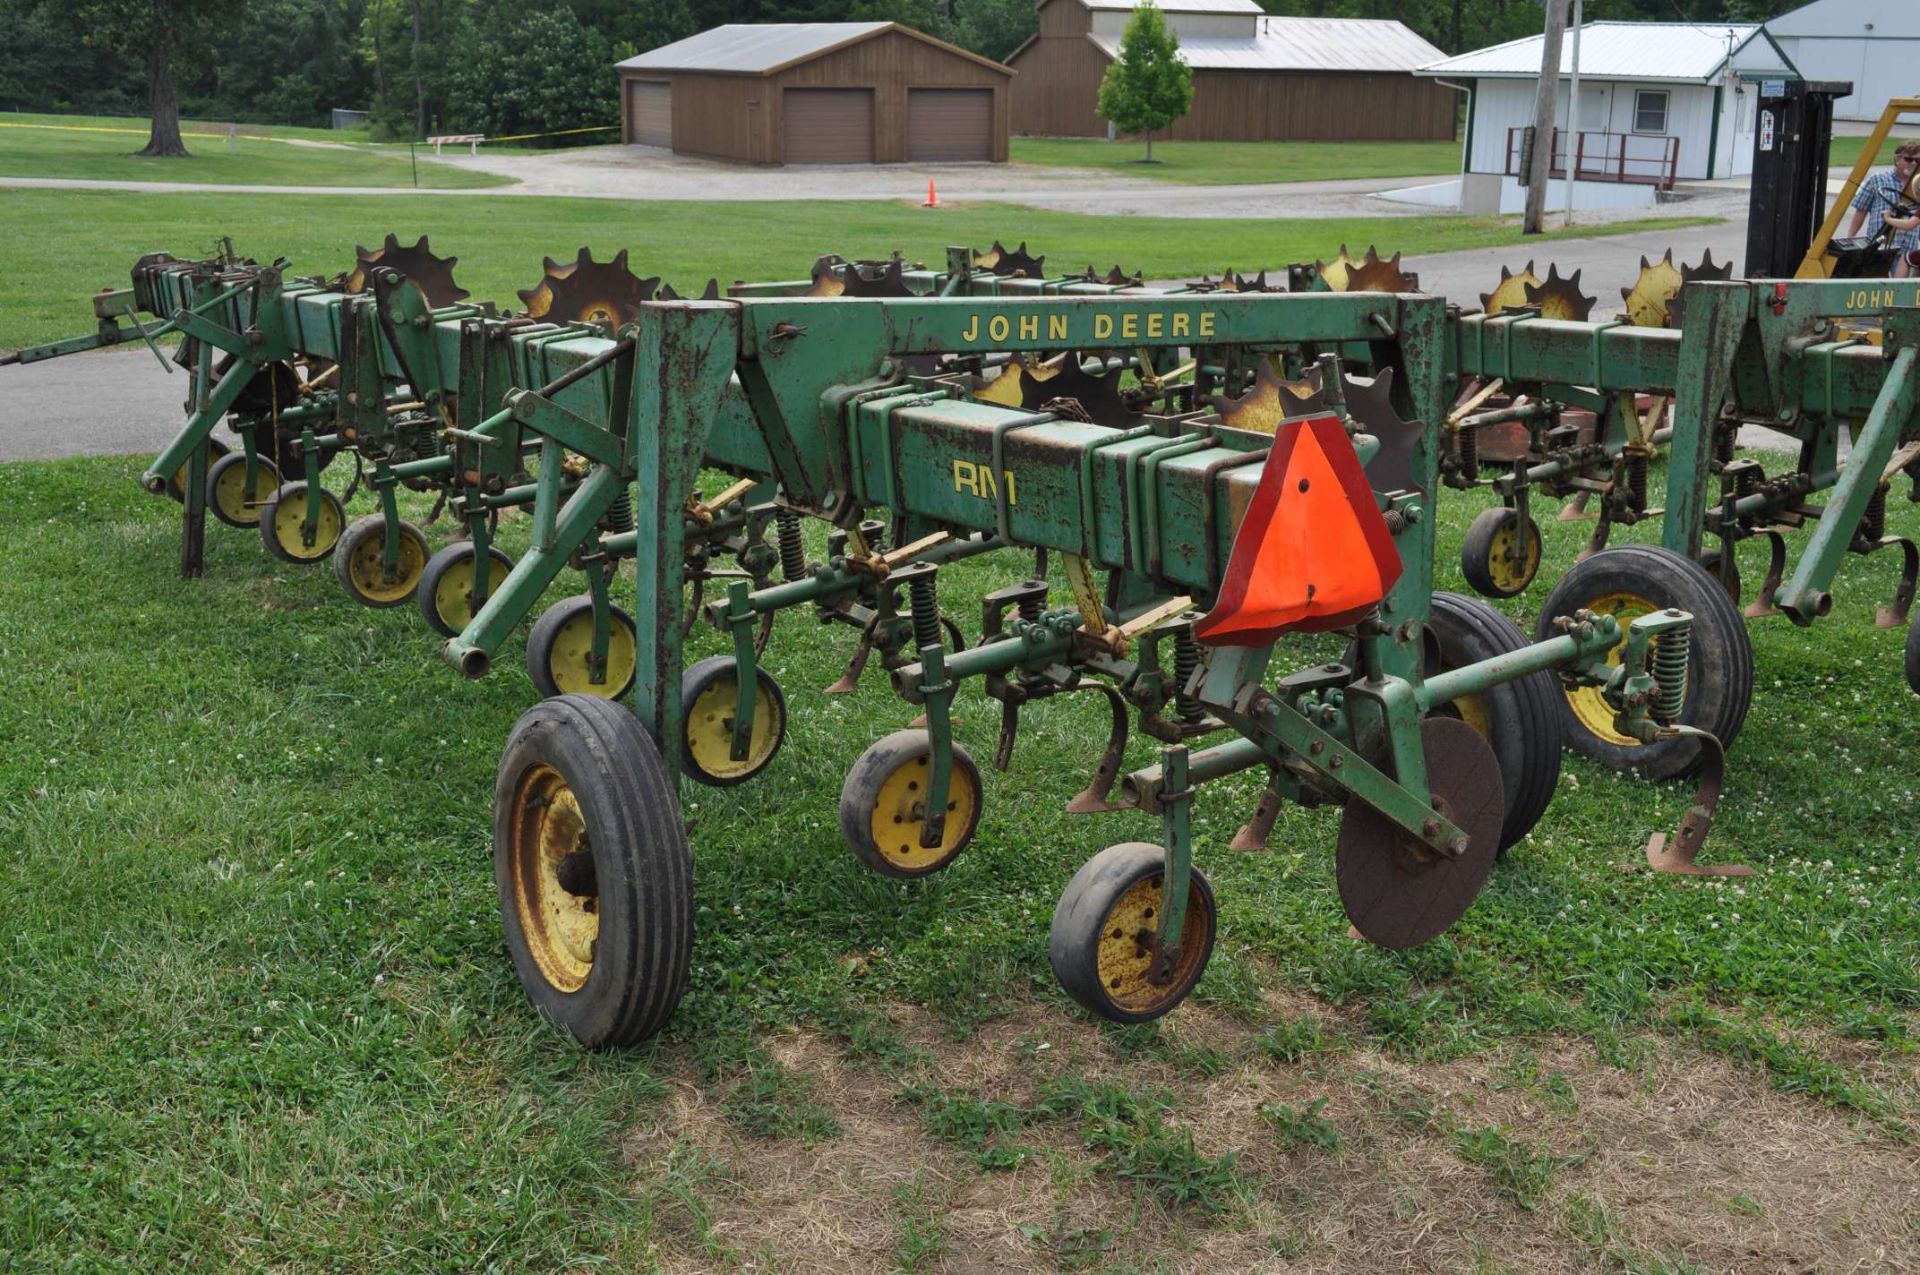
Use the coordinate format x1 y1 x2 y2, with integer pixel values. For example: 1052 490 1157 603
1460 506 1542 598
206 451 278 527
164 437 231 503
495 694 692 1048
1049 841 1217 1024
526 595 640 701
333 514 430 607
258 481 345 563
678 655 786 786
838 729 982 878
418 541 517 638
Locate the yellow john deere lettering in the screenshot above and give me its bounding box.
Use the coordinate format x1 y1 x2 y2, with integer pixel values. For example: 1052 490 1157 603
957 309 1218 345
951 460 1018 505
1846 286 1920 311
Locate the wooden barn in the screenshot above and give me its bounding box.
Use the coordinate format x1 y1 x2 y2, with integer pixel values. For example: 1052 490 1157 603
616 22 1014 165
1007 0 1455 142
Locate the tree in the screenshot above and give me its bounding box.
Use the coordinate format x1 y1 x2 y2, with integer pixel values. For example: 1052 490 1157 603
1096 1 1191 162
62 0 244 155
444 7 618 143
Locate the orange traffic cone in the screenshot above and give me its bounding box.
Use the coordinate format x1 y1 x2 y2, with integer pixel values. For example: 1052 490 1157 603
924 178 939 208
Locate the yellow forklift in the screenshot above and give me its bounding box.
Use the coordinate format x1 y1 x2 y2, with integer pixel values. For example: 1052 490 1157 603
1787 94 1920 280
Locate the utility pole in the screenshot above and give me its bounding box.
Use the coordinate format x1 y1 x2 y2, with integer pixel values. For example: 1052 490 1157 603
1524 0 1570 234
1562 0 1583 228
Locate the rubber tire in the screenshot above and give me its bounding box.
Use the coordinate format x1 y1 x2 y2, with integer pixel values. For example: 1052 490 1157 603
839 729 983 879
332 514 430 608
164 437 231 503
1460 506 1542 599
1049 841 1217 1025
494 694 692 1049
1532 544 1752 781
205 451 278 528
258 481 345 564
677 655 786 788
418 541 517 638
526 595 639 701
1426 592 1562 854
1904 605 1920 697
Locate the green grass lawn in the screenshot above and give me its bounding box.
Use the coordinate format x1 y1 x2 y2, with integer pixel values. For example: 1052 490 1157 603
1 440 1915 1268
1829 133 1919 173
0 111 508 189
0 188 1716 350
1011 136 1463 185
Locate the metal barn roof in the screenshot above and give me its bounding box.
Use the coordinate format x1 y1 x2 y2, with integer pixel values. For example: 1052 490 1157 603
1090 16 1444 73
1417 21 1794 83
617 23 960 75
1768 0 1920 40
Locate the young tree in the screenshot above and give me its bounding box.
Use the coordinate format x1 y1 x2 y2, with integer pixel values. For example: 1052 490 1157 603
65 0 243 155
1095 1 1191 162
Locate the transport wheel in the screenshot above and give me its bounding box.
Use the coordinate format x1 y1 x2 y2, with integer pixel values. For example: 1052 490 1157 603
332 514 430 607
839 729 982 878
1460 506 1542 598
495 694 692 1048
678 655 786 787
206 451 278 527
418 541 516 638
1425 592 1562 854
258 481 345 563
1533 544 1752 781
165 437 231 503
1337 716 1504 950
1049 841 1217 1024
526 595 639 701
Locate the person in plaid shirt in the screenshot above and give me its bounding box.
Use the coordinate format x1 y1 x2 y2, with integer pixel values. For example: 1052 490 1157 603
1846 142 1920 277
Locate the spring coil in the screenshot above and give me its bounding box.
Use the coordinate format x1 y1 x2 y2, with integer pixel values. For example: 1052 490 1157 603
1715 423 1737 465
908 575 942 649
1651 626 1690 725
1863 483 1888 543
1173 629 1204 723
1626 452 1650 512
776 510 806 582
1456 425 1480 482
1736 464 1763 498
860 518 889 554
603 485 635 535
1017 587 1045 625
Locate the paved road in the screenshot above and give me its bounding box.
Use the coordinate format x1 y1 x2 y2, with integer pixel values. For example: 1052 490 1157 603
0 215 1755 464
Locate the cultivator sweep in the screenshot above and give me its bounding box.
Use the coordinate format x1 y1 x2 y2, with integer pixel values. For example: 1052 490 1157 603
14 230 1920 1049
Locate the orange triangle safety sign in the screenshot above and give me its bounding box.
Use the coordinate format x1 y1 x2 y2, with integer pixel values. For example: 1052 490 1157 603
1194 413 1402 646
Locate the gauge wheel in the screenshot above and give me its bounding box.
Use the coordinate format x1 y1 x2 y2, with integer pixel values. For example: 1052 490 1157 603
1460 506 1542 598
1049 841 1217 1024
526 594 639 701
206 451 278 527
678 655 786 787
333 514 430 607
418 541 517 638
258 481 345 563
839 729 982 879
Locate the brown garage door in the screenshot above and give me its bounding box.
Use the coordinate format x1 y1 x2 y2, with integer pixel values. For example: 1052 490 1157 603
907 89 993 163
627 81 671 148
784 89 873 164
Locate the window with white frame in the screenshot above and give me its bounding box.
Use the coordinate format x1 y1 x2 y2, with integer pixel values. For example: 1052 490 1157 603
1633 89 1670 134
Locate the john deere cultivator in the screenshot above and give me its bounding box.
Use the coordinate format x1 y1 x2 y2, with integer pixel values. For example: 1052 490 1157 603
15 231 1920 1048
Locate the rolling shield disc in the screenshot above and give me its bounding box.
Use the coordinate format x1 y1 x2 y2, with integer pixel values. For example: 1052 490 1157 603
1336 716 1504 949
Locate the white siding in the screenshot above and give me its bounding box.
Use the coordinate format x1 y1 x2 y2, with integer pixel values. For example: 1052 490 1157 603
1465 77 1724 181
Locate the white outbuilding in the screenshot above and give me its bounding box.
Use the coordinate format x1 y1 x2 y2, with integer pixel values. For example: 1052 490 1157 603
1766 0 1920 123
1413 22 1798 214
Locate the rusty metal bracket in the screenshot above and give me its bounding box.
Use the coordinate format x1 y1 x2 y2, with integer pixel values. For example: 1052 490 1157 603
1641 726 1751 877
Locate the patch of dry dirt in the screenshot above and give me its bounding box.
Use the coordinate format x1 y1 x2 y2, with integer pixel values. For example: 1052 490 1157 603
623 992 1920 1273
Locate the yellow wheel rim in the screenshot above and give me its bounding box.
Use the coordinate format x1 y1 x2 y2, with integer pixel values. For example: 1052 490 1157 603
1486 517 1540 592
1094 874 1212 1016
865 752 977 873
506 764 598 993
549 610 638 699
212 461 272 525
270 492 343 559
1566 590 1657 745
1439 690 1493 739
345 527 427 604
434 555 496 631
685 670 779 779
